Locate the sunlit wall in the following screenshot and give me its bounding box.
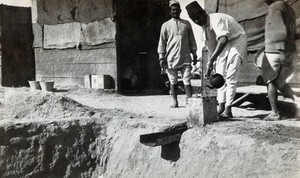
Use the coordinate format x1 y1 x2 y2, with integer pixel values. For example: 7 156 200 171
0 0 31 7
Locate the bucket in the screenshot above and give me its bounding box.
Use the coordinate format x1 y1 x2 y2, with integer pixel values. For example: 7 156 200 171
40 81 54 92
28 81 41 90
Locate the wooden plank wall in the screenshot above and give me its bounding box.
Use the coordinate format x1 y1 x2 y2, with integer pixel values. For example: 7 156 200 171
34 48 116 86
32 0 117 88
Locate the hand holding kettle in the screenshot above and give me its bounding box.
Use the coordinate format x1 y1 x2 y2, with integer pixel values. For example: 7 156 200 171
204 61 214 79
205 73 225 89
204 68 214 79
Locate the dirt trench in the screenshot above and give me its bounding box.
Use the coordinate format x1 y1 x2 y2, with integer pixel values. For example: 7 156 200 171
0 120 109 178
0 90 113 178
0 88 300 178
0 89 161 178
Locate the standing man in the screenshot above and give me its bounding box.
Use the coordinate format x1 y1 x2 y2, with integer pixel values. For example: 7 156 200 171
262 0 298 120
185 1 247 119
158 0 198 108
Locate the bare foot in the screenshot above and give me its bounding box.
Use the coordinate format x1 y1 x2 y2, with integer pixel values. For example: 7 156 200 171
170 103 179 108
263 113 281 121
217 103 225 115
220 106 233 118
221 111 233 118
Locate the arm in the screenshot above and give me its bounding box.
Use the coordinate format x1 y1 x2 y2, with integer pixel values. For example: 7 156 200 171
204 15 229 78
205 36 228 78
188 22 198 65
157 24 167 68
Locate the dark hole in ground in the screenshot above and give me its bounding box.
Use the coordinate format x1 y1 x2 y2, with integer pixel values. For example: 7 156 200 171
140 122 188 161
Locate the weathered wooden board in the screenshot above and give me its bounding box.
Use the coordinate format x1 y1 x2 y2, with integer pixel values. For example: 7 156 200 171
201 48 217 97
36 63 117 78
140 125 188 147
188 96 218 127
34 48 116 64
35 77 85 87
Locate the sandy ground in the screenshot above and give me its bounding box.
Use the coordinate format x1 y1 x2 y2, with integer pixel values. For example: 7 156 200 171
65 87 300 177
0 87 300 178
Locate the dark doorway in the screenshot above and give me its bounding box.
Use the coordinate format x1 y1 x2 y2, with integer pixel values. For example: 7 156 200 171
115 0 170 94
0 5 35 87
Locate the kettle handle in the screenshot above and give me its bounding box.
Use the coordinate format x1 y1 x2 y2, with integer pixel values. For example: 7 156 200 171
205 85 214 89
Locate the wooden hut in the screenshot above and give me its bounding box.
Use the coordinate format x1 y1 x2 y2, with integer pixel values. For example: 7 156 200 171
1 0 299 93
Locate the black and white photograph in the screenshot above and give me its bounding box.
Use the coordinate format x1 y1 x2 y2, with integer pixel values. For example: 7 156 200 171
0 0 299 177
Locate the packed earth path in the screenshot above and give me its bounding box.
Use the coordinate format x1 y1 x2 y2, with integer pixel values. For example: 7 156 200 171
0 87 300 178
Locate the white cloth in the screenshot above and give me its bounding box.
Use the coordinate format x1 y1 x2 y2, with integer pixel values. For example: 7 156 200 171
217 54 242 105
203 13 247 105
166 65 192 85
263 52 296 87
157 18 197 69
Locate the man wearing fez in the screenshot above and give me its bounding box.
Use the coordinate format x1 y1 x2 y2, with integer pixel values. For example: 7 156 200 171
186 1 247 119
157 1 198 108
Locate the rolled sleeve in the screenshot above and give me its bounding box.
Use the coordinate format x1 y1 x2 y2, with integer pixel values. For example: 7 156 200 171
213 17 230 41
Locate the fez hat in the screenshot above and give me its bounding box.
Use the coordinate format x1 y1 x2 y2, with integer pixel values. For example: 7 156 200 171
185 1 206 18
169 0 180 7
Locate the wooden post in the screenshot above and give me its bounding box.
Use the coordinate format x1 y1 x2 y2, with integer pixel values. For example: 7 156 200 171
188 96 218 126
187 47 218 127
202 47 217 97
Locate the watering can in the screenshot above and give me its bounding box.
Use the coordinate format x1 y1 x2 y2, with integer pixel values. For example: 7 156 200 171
205 73 225 89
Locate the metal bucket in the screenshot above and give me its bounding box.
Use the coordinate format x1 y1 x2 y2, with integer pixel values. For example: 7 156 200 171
40 81 54 92
28 81 41 90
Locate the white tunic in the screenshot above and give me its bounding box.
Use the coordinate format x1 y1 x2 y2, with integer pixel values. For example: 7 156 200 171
157 18 197 69
204 13 247 76
203 13 247 105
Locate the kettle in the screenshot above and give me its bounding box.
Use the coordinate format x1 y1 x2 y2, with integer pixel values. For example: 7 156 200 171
205 73 225 89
